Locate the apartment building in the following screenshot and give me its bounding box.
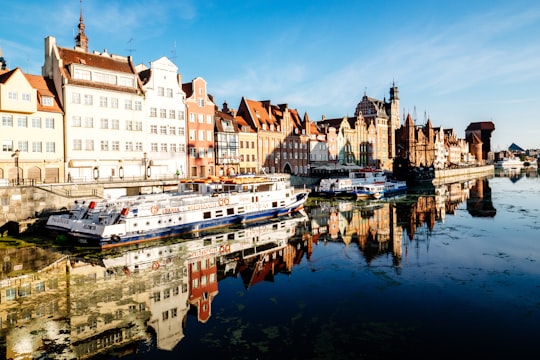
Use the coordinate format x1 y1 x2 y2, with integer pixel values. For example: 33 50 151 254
235 114 258 174
182 77 216 178
138 57 188 178
236 98 309 175
0 68 64 183
214 103 240 176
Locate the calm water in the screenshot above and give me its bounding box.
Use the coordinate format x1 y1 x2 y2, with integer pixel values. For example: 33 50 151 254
1 171 539 359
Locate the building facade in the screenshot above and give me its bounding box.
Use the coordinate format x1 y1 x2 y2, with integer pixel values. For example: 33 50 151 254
0 68 64 184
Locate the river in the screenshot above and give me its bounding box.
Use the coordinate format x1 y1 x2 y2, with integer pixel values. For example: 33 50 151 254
0 170 538 359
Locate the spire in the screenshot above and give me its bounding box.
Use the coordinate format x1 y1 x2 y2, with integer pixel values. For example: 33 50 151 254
75 0 89 52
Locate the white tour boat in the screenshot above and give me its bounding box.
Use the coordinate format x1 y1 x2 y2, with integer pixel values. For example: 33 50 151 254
316 168 406 199
50 175 308 248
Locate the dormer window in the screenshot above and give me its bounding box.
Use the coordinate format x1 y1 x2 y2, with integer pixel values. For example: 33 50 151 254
41 96 53 106
262 124 267 130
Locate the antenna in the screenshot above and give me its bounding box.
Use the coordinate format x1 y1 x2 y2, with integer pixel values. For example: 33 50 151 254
126 38 136 57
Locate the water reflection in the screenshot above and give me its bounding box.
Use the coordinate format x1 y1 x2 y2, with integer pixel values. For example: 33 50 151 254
0 177 498 358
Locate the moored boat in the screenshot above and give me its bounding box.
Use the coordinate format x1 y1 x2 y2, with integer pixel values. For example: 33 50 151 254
51 175 308 248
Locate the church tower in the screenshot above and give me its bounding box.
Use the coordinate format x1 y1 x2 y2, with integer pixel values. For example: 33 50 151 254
75 1 88 52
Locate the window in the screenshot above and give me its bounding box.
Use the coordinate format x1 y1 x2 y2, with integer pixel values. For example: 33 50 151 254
160 126 167 135
32 141 42 152
101 140 109 151
125 142 133 151
100 118 108 129
161 143 167 152
22 93 32 102
112 141 120 151
111 98 118 108
83 94 93 105
166 88 173 97
169 109 176 119
45 118 54 129
158 87 164 96
179 111 185 120
2 140 13 152
99 96 108 107
169 127 176 135
170 143 177 152
72 93 81 104
179 127 185 135
126 120 133 131
17 116 27 127
135 121 142 131
134 101 142 111
151 143 158 152
189 147 197 158
17 141 28 152
189 130 196 140
2 115 13 127
198 114 204 123
84 117 93 128
206 115 213 124
124 100 132 110
46 142 55 152
74 69 91 80
150 107 157 117
150 125 157 134
160 109 166 118
32 117 42 128
73 139 82 150
118 76 134 87
198 130 205 141
198 98 205 107
135 142 143 151
8 91 18 100
111 119 119 129
85 140 94 151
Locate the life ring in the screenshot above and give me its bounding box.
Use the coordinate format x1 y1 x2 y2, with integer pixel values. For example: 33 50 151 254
150 205 159 215
152 261 160 270
219 244 231 253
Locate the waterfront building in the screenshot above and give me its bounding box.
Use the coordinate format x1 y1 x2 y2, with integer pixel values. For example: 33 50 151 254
0 68 64 184
236 98 309 174
182 77 216 178
42 11 147 182
137 57 188 178
214 102 240 176
308 119 328 173
235 112 259 174
354 83 401 170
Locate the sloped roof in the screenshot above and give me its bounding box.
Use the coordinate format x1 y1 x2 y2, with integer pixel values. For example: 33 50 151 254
24 73 63 114
235 115 256 133
465 121 495 131
0 68 17 83
508 143 524 152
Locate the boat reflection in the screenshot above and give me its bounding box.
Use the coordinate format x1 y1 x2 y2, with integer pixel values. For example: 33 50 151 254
0 177 496 358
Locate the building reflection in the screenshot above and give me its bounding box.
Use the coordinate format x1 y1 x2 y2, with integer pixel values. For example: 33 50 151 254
0 178 495 358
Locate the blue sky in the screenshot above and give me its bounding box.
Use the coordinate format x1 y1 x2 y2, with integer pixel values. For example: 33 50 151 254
1 0 540 150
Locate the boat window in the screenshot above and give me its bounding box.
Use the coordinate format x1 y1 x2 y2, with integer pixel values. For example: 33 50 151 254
237 207 245 214
272 201 278 208
203 211 211 219
227 208 234 215
146 221 150 226
215 210 223 217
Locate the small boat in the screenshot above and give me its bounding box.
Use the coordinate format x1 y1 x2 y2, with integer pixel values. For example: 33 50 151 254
48 175 309 248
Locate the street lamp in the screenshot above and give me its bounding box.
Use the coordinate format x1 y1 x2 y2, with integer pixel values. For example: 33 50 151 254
11 149 20 185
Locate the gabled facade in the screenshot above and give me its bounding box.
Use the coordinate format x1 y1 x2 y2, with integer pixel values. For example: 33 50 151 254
354 84 400 170
235 113 258 174
308 120 328 170
236 98 309 175
182 77 216 178
0 68 63 183
214 102 239 176
42 16 147 181
138 57 187 178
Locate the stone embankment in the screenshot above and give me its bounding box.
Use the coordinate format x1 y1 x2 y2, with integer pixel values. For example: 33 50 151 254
433 165 495 185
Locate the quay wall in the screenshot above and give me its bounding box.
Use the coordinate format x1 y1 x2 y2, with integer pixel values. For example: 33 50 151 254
433 165 495 185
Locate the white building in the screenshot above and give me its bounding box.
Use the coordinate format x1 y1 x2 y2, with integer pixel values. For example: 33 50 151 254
42 12 148 181
137 57 188 179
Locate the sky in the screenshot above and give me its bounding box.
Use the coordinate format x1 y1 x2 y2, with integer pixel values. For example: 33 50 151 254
1 0 540 150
